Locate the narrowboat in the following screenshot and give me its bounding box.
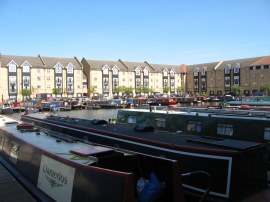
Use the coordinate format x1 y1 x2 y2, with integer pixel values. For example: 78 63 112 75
21 112 269 201
0 115 185 202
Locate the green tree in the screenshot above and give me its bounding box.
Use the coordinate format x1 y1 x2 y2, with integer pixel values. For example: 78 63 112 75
141 85 150 96
163 86 170 94
20 88 31 100
176 86 185 96
260 84 270 96
52 87 62 97
231 85 242 96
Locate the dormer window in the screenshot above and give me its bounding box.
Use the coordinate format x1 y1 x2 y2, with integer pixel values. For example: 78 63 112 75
201 67 207 76
233 63 240 74
102 65 109 75
66 63 74 74
143 68 149 76
55 63 62 73
170 69 175 77
163 69 168 77
135 67 141 76
194 68 199 76
8 61 17 72
22 61 31 72
112 66 119 75
224 65 231 74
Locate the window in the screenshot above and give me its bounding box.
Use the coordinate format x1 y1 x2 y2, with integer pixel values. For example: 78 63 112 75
37 85 41 89
47 85 51 89
187 120 201 132
22 64 30 72
113 68 118 75
128 116 136 124
47 69 50 73
264 127 270 140
135 68 141 76
261 74 264 78
67 64 74 74
37 68 41 73
155 118 166 128
8 62 16 72
55 64 62 73
0 135 3 150
217 123 233 136
143 69 149 76
94 77 97 82
37 76 41 81
224 65 230 74
47 76 50 81
9 142 20 164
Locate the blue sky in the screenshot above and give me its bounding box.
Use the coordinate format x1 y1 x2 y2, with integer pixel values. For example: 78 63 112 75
1 0 269 65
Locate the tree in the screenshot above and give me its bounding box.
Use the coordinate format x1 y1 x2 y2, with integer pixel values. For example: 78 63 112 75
231 85 242 96
176 86 185 96
31 86 38 98
20 88 31 100
163 86 170 94
52 87 62 97
260 84 270 96
87 85 96 99
141 85 150 96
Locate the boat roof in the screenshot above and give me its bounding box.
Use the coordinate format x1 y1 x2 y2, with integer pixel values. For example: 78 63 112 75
23 113 264 153
0 116 114 166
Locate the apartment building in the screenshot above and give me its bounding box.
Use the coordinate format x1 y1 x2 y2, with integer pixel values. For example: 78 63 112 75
0 54 85 101
186 55 270 96
81 58 186 98
1 53 269 101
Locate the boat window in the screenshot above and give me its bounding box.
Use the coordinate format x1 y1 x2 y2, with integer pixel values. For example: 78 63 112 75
155 118 166 128
128 116 136 124
9 141 20 164
264 127 270 141
0 135 4 150
216 123 233 136
187 120 201 132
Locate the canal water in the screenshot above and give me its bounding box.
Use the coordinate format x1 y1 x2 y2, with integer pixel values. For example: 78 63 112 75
7 102 219 121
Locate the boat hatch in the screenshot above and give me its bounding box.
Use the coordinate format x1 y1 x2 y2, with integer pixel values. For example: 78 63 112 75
155 118 166 128
187 138 261 150
70 146 114 158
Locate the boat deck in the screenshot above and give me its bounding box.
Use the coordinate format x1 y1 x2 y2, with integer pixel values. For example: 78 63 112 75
0 162 36 202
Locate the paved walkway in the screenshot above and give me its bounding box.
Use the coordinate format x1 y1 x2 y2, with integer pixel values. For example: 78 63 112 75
0 163 36 202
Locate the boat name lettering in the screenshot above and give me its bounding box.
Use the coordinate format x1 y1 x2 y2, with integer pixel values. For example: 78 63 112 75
42 164 67 187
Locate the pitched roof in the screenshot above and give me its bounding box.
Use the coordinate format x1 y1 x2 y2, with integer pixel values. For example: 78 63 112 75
217 56 264 70
84 59 127 71
145 62 181 73
119 61 151 72
40 56 82 69
1 55 44 68
186 61 220 73
249 55 270 66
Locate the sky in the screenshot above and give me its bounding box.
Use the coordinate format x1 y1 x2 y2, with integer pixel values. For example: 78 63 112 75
0 0 269 65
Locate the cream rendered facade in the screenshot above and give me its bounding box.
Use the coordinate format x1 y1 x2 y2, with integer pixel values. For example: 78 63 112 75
0 54 85 102
81 58 184 98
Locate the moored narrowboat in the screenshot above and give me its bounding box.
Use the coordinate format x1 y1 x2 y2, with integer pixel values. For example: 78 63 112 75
21 112 269 201
0 116 185 202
